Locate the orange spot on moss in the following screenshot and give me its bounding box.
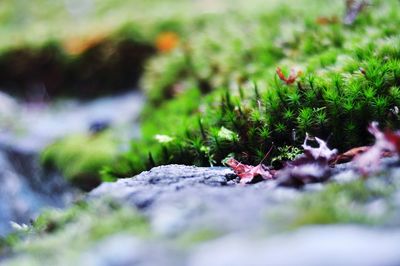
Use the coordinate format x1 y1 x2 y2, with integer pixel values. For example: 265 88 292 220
155 32 180 53
64 34 107 55
315 16 339 25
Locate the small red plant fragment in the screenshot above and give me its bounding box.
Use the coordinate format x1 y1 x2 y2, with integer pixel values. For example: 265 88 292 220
225 158 273 184
276 67 301 85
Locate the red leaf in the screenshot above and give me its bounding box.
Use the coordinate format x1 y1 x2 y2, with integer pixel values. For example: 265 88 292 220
384 130 400 154
225 158 273 184
276 67 301 85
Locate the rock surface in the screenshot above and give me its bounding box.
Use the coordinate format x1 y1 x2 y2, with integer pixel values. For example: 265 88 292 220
189 226 400 266
3 164 400 265
80 235 183 266
0 149 74 236
85 164 400 266
90 165 298 235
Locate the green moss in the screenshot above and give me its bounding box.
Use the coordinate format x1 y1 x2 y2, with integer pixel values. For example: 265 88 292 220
1 0 270 97
5 200 150 265
8 0 399 185
271 146 302 168
176 229 222 247
41 132 119 189
102 87 220 179
292 179 394 227
103 0 400 179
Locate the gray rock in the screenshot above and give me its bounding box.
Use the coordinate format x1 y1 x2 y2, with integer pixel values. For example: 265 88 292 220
80 234 182 266
0 149 75 236
90 165 234 209
189 226 400 266
5 162 400 265
90 165 300 236
330 169 359 183
86 164 400 266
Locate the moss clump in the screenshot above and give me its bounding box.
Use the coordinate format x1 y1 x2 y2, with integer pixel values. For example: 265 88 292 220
101 88 207 179
102 0 400 180
41 132 119 190
141 1 344 103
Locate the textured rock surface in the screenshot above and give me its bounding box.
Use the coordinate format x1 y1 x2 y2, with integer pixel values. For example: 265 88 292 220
86 164 400 266
80 235 183 266
4 164 400 265
90 165 299 235
189 226 400 266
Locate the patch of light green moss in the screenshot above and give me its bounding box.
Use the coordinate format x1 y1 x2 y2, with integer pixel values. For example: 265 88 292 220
41 132 119 185
5 200 150 266
176 229 222 247
291 178 395 227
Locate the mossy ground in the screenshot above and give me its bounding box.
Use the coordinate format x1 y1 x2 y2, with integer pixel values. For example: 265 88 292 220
2 0 400 261
32 0 400 185
0 0 272 98
103 0 400 179
41 132 120 190
291 178 396 227
1 200 150 265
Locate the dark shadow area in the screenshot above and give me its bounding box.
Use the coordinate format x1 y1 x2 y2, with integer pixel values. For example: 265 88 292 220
0 39 155 99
